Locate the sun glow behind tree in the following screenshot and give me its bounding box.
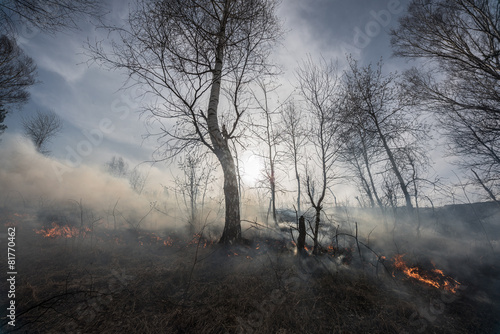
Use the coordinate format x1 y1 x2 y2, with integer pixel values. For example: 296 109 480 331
241 152 264 187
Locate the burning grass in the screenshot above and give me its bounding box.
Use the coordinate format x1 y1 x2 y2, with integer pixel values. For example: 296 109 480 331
1 210 499 333
392 254 461 293
35 222 91 238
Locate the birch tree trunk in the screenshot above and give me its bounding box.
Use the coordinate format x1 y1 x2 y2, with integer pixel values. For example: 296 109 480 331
207 20 241 243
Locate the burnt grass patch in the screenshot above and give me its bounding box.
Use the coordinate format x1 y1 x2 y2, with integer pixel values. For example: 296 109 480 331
0 213 498 334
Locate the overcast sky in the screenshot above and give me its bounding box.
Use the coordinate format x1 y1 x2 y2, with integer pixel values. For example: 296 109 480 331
3 0 436 194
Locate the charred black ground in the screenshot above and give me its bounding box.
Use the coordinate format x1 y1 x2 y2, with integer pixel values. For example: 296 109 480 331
1 205 499 334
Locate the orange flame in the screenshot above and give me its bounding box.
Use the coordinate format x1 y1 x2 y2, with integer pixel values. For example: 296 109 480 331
188 233 201 245
393 254 460 293
185 233 214 248
163 237 174 246
35 222 90 238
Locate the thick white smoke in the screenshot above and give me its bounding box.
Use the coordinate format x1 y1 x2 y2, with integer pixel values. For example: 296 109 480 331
0 134 177 230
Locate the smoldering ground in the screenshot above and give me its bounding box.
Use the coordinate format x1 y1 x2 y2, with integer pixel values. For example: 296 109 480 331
2 216 499 333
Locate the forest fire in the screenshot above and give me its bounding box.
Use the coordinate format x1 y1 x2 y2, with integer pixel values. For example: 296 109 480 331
392 254 461 293
35 222 90 239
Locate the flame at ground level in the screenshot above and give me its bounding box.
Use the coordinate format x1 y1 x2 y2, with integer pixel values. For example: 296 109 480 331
392 254 461 293
35 222 91 238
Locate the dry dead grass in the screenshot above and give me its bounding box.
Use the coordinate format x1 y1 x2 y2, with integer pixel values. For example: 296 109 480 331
0 211 498 334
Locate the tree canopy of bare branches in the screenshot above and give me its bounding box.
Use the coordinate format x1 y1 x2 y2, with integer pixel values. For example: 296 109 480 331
0 35 36 107
22 109 63 154
391 0 500 202
0 35 37 136
0 104 7 137
341 58 432 215
0 0 102 35
280 100 307 215
89 0 283 243
250 79 285 226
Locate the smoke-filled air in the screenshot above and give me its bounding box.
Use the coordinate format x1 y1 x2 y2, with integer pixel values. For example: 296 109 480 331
0 0 499 333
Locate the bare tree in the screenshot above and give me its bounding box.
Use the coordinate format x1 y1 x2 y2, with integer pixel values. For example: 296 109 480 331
296 56 342 255
0 35 37 136
129 167 148 195
337 102 384 212
251 79 283 226
342 58 430 214
382 172 400 217
391 0 500 201
174 149 217 234
89 0 282 243
280 100 307 216
105 156 129 178
22 109 63 154
0 0 102 35
401 146 430 234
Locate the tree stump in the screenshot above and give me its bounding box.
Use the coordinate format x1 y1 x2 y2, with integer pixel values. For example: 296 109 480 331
297 215 306 256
